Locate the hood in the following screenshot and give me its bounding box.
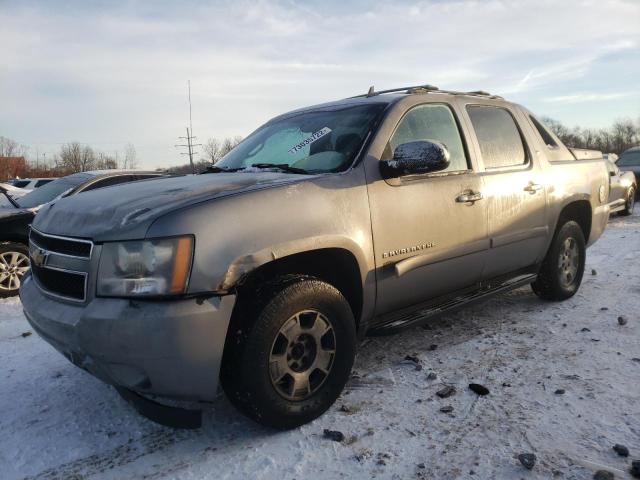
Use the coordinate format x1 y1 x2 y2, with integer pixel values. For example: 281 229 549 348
0 207 34 222
32 172 311 241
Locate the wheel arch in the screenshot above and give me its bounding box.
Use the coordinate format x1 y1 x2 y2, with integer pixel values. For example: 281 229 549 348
554 199 592 243
232 247 365 329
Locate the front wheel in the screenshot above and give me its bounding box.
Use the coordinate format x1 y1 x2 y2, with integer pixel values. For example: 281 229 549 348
532 221 586 301
0 242 30 298
621 187 635 216
221 276 356 429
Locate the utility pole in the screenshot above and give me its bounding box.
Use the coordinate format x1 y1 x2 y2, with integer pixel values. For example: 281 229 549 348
174 80 201 173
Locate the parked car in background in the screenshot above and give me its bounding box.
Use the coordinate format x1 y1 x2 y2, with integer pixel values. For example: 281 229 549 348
0 170 168 297
605 159 636 215
20 85 611 429
617 146 640 187
0 183 29 205
9 177 57 190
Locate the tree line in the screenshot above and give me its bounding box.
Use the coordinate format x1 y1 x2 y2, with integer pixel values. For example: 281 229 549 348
541 117 639 155
0 135 243 180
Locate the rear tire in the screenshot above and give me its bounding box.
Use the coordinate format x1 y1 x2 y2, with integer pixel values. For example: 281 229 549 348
221 276 356 429
532 221 585 301
621 187 635 216
0 242 30 298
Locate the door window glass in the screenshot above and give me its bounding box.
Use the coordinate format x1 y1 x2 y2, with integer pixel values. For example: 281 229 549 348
387 104 469 172
467 106 527 168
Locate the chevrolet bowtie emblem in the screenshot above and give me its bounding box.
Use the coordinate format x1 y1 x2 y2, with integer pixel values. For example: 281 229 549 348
30 245 48 267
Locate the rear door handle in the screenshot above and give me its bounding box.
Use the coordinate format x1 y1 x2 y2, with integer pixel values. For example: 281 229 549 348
524 182 543 194
456 192 483 203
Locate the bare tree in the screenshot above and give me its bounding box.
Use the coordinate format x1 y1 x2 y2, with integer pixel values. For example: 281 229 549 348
202 138 222 164
95 152 118 170
219 136 243 157
0 136 28 157
59 142 96 173
123 143 138 169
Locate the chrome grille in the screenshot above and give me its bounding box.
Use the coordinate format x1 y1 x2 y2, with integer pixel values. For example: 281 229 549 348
29 229 93 302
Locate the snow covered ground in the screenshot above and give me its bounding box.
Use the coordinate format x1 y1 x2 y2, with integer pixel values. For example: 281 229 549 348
1 211 639 480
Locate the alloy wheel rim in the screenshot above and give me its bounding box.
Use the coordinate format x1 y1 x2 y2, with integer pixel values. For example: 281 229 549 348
558 237 579 288
269 309 336 401
629 191 635 213
0 251 30 291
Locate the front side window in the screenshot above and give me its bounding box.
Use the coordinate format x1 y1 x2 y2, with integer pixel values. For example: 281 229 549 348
386 103 468 172
11 180 29 188
216 103 387 173
467 105 527 169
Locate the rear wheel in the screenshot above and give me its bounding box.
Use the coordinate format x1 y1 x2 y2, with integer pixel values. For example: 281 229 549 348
0 242 30 298
221 276 356 429
532 221 585 301
621 187 635 216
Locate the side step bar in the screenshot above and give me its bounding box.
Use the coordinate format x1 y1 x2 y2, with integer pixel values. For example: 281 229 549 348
368 274 537 336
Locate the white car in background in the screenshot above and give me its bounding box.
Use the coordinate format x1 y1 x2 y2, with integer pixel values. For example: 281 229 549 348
0 182 29 203
9 177 57 191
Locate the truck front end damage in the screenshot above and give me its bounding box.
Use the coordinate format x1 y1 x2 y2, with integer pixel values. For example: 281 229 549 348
20 229 236 404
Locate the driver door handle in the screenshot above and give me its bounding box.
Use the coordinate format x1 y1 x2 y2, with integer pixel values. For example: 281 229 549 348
524 182 543 194
456 191 483 204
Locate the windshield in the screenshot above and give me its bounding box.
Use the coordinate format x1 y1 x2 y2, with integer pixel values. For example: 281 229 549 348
215 103 387 173
16 173 91 208
618 150 640 167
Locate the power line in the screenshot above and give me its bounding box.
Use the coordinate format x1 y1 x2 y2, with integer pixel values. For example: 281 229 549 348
174 80 201 174
175 127 201 174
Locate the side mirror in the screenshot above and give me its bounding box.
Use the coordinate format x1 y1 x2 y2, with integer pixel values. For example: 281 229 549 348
380 140 450 178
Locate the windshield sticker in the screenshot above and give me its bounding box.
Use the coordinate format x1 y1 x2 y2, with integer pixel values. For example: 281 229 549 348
288 127 332 154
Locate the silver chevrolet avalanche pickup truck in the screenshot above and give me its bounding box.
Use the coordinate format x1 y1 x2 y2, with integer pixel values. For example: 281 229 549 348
21 85 610 429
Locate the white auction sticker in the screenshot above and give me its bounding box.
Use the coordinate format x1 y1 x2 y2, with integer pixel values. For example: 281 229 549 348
288 127 332 154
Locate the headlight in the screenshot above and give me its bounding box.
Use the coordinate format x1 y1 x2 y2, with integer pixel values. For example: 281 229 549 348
97 236 194 297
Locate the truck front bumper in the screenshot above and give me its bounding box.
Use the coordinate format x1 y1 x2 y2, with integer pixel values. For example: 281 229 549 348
20 274 236 402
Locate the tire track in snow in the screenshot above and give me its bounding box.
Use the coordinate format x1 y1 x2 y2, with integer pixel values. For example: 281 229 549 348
23 429 195 480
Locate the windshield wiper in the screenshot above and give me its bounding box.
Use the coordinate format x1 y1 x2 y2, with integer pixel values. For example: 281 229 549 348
201 165 244 174
250 163 308 174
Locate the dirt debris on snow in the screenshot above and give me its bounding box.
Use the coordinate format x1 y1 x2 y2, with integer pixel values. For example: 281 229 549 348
0 212 639 480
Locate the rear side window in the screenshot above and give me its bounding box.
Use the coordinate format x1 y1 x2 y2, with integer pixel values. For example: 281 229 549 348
387 103 469 172
467 105 527 169
34 179 53 188
529 115 558 148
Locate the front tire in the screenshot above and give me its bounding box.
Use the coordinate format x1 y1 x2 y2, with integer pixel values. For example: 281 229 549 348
621 187 635 216
0 242 30 298
532 221 586 301
221 276 356 429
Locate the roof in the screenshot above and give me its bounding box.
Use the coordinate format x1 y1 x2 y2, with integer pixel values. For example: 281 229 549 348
622 146 640 153
81 169 163 176
271 84 509 123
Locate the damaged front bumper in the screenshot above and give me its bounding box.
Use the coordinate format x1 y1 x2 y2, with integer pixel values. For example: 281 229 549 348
20 273 236 402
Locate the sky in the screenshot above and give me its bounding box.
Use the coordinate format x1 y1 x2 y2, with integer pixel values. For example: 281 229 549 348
1 0 639 169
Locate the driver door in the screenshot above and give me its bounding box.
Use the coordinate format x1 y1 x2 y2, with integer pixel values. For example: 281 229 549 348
365 101 489 317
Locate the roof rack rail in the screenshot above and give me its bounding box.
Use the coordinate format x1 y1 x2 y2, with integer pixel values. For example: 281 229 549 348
351 85 503 100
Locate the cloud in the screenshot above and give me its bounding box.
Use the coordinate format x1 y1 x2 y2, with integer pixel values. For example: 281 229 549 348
543 91 640 104
1 0 639 167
